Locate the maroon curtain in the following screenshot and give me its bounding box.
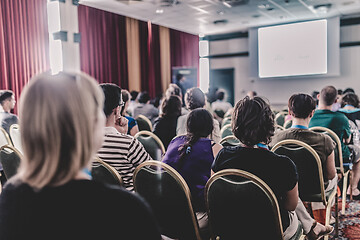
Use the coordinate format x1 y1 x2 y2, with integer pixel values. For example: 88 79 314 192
170 29 199 84
139 21 162 98
0 0 50 113
78 5 128 89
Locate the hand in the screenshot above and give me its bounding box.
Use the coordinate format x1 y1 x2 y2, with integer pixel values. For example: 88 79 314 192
115 116 129 134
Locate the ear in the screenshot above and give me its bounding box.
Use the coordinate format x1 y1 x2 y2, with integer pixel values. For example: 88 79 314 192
317 93 320 100
309 109 315 118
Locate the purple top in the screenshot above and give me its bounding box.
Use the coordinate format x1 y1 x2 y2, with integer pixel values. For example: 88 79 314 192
162 135 214 212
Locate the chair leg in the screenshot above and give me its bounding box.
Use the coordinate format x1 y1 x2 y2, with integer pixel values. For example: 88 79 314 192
350 170 353 201
335 191 339 237
342 172 348 215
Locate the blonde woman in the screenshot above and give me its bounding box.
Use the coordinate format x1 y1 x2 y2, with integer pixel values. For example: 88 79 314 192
0 72 161 240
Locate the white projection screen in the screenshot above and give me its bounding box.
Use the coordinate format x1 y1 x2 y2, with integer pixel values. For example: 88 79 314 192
258 19 327 78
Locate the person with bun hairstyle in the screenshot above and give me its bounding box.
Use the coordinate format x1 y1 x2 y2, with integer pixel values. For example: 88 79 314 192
0 72 161 240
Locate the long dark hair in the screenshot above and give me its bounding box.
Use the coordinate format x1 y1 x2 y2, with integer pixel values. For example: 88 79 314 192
178 109 214 167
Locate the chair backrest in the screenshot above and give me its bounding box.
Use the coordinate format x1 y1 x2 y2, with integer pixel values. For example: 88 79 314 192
221 117 231 128
309 126 344 174
205 169 284 240
214 109 225 119
274 111 287 127
92 157 123 186
133 161 202 240
271 139 326 204
9 124 22 154
135 114 153 131
283 120 292 129
0 145 22 180
220 124 232 139
134 130 165 160
0 127 12 148
219 135 241 147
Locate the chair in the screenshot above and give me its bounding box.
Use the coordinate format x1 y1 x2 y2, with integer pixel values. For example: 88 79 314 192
221 117 231 128
133 160 202 240
135 114 153 131
284 120 292 129
275 124 285 131
0 127 12 148
219 135 241 147
275 111 287 127
205 169 304 240
0 145 23 181
134 130 165 160
9 124 22 154
92 157 123 187
309 126 350 215
272 139 338 239
220 124 232 139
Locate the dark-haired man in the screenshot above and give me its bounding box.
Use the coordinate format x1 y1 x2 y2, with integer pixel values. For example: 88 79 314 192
309 86 360 198
0 90 18 134
97 83 152 191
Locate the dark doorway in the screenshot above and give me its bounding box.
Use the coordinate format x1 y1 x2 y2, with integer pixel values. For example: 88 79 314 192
209 68 235 106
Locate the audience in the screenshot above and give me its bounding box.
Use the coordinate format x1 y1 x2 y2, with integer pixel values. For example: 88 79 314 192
121 89 139 136
153 95 182 149
338 92 360 126
212 96 333 240
0 90 18 134
270 93 337 219
165 83 188 115
132 91 159 123
0 72 161 239
211 89 233 119
97 83 152 191
162 108 223 235
127 90 139 115
177 87 221 143
309 86 360 198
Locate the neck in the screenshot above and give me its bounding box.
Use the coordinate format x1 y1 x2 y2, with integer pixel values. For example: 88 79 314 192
317 103 333 110
292 118 310 128
105 114 116 128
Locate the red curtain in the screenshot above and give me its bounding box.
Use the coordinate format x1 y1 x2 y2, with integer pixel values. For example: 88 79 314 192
139 21 162 98
78 5 128 89
0 0 50 113
170 29 199 84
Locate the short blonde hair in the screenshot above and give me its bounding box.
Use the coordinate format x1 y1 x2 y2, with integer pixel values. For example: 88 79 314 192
16 71 104 189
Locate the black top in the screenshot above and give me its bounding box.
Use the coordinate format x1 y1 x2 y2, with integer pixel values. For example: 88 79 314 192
153 116 178 149
0 179 161 240
212 146 298 230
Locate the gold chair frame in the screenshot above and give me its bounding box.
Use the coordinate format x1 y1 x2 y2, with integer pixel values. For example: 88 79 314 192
133 160 202 240
309 126 350 215
9 124 22 153
275 124 285 131
134 130 166 155
0 144 23 179
136 114 153 131
219 135 240 145
274 111 288 125
94 156 123 186
0 127 12 147
272 139 338 240
205 169 305 240
220 124 232 138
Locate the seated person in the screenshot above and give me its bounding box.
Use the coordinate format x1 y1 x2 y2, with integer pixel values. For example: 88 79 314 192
165 83 188 115
338 92 360 126
270 93 337 214
211 89 232 119
121 89 139 136
0 90 18 134
98 83 152 191
177 87 221 143
132 91 159 123
0 72 161 240
309 86 360 197
153 95 182 149
212 96 333 240
162 108 222 234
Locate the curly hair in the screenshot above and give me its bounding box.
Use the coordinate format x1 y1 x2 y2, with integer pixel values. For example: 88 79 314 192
341 92 360 108
184 87 205 110
232 96 274 146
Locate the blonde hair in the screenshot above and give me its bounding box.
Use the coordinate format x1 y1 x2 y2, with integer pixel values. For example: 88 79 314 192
16 71 104 189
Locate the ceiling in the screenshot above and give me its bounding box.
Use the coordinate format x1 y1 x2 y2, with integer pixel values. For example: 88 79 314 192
79 0 360 35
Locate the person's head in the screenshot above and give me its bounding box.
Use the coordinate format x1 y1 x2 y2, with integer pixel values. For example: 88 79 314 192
137 91 150 104
338 89 343 96
319 86 337 106
17 72 105 189
176 73 184 83
288 93 316 119
232 96 274 146
121 89 131 115
130 90 139 101
216 89 226 101
341 93 360 108
343 88 355 94
100 83 123 118
186 108 214 138
161 95 182 118
184 87 205 110
0 90 16 112
165 83 182 99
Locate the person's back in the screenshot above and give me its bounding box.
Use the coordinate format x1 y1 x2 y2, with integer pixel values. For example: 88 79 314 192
0 180 160 239
0 112 18 134
133 91 159 123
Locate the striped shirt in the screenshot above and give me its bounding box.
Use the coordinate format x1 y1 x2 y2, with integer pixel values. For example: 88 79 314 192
97 127 152 191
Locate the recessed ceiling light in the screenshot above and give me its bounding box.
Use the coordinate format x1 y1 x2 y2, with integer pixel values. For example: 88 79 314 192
258 4 270 9
156 9 164 14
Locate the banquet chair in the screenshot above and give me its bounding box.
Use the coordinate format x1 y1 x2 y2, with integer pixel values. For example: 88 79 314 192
219 135 241 147
284 120 293 129
133 160 202 240
0 127 12 148
310 126 350 215
134 130 165 160
205 169 304 240
221 117 231 129
274 111 287 127
220 124 232 139
0 145 23 181
92 157 123 187
272 139 338 239
135 114 153 131
9 124 23 154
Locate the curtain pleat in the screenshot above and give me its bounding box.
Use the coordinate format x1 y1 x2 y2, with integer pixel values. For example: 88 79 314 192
159 26 171 94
